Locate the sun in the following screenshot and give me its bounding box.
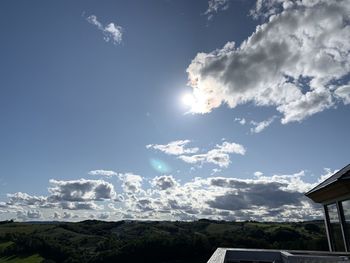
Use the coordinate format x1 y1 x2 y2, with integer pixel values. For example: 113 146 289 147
182 93 195 107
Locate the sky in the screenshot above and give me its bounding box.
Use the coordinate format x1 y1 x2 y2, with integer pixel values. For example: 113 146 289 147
0 0 349 222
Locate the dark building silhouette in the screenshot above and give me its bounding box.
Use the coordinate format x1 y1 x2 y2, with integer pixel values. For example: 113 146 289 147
306 164 350 252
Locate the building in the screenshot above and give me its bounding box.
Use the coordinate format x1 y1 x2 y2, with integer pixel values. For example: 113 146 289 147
305 164 350 252
207 164 350 263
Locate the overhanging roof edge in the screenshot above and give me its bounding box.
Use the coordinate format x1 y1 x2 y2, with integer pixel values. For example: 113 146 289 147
305 164 350 197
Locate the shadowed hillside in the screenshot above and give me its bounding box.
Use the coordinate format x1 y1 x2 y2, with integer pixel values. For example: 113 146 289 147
0 220 328 263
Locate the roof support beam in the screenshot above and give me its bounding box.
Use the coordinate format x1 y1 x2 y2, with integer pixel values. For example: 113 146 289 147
336 201 349 252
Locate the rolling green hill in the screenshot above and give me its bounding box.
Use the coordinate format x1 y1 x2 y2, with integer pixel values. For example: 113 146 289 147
0 254 43 263
0 220 328 263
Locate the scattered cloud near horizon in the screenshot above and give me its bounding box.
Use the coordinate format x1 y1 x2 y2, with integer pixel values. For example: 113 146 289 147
1 168 337 222
88 170 119 177
178 141 246 168
147 140 246 168
86 15 123 45
146 140 199 156
189 0 350 124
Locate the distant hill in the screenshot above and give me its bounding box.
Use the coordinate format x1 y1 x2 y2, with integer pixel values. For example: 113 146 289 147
0 220 328 263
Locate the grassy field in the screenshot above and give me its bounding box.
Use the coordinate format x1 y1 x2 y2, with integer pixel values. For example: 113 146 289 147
0 242 13 253
0 241 43 263
0 254 43 263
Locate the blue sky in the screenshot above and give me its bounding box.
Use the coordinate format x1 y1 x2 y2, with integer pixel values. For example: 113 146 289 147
0 0 349 221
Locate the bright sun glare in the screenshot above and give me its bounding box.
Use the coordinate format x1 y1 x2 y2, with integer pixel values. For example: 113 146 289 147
182 93 195 107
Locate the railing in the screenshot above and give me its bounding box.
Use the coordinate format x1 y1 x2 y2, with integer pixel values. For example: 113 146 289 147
207 248 350 263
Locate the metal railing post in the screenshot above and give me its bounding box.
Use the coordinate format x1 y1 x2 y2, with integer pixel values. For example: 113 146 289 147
336 201 349 252
323 205 334 252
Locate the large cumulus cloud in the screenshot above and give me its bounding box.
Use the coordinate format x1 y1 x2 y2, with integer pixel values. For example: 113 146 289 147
3 169 331 222
187 0 350 123
114 170 323 222
48 179 117 202
152 175 178 190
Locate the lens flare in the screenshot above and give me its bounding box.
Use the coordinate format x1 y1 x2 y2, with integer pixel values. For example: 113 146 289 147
150 158 171 173
182 93 195 107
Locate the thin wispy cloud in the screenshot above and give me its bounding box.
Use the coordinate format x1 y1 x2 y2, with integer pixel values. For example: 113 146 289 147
211 168 222 175
88 169 119 177
86 15 123 45
146 140 199 155
334 84 350 105
234 117 246 125
205 0 230 20
60 201 102 211
250 116 277 134
147 140 245 168
178 141 246 168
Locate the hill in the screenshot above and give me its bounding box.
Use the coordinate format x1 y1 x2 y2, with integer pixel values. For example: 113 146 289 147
0 220 328 263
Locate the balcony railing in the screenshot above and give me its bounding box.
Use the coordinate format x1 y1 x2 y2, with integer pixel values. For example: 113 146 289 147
207 248 350 263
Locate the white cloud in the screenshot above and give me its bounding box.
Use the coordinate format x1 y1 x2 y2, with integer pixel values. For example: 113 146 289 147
63 211 73 219
146 140 199 155
334 84 350 104
178 141 246 168
119 173 143 194
50 212 74 220
151 175 178 190
17 210 42 221
3 167 333 221
116 170 323 221
86 15 123 45
250 116 277 133
211 168 222 175
48 179 117 202
53 211 60 219
89 170 144 195
217 141 246 155
27 210 41 219
7 192 47 206
254 171 263 177
250 0 292 20
317 168 338 183
88 170 118 177
234 117 246 125
104 23 123 44
205 0 230 20
97 212 110 220
147 140 245 168
5 181 112 212
59 201 101 210
187 0 350 124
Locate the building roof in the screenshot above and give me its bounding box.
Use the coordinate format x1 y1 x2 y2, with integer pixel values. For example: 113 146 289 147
305 164 350 203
